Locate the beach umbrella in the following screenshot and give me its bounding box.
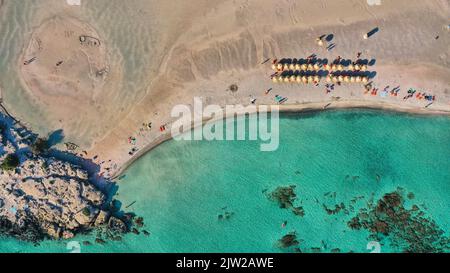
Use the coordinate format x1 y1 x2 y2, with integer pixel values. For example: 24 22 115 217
360 65 367 71
362 77 368 83
290 75 296 82
307 64 314 71
344 76 350 83
278 76 284 82
272 77 278 83
284 76 290 83
355 76 362 83
301 64 308 71
296 76 302 83
308 75 314 83
277 63 283 70
314 75 320 82
326 75 332 82
302 76 308 83
350 76 356 83
348 64 354 71
289 63 295 70
332 76 338 83
313 64 320 70
283 64 290 71
338 75 344 82
271 64 277 70
295 64 301 70
354 64 360 71
337 64 344 71
331 64 338 71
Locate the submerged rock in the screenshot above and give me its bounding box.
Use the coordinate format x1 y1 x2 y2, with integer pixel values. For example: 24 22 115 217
267 185 305 217
277 232 300 249
347 189 450 253
267 185 297 209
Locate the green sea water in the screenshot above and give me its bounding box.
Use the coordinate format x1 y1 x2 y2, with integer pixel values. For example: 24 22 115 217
1 109 449 253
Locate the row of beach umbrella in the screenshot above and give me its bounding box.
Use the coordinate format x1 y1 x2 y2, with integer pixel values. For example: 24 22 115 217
272 62 368 72
272 75 369 84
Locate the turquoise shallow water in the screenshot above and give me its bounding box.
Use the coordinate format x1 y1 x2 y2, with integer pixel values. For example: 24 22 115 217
1 109 449 253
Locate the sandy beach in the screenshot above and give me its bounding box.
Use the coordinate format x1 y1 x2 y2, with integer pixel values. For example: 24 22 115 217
0 0 449 178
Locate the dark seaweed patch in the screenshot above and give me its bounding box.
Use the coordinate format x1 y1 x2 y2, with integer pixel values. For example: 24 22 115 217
266 185 305 217
347 189 450 253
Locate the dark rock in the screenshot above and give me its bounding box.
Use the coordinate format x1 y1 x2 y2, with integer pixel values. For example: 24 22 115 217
95 238 106 244
132 228 140 235
108 217 128 234
277 232 299 248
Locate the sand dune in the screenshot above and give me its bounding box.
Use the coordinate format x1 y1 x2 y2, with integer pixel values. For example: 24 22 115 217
0 0 448 176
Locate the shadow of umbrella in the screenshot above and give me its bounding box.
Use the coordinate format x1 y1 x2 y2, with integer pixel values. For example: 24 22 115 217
326 34 334 42
364 27 379 39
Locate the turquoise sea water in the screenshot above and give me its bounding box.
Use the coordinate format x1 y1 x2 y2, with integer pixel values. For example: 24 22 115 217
1 110 449 253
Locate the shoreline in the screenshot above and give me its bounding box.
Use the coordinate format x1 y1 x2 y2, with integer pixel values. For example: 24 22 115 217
111 99 450 179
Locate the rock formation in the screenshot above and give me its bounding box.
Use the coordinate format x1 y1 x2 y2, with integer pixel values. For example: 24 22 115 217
0 113 127 242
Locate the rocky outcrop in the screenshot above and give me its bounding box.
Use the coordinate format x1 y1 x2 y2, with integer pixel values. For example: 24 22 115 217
0 113 128 242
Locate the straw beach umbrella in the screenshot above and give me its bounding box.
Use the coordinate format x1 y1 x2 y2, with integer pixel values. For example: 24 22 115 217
289 63 295 70
356 76 362 83
344 76 350 83
360 65 367 72
284 76 290 83
307 64 314 71
272 63 277 70
290 75 296 82
350 76 356 83
338 75 344 82
301 64 308 71
332 76 338 83
354 64 360 71
308 75 314 83
316 37 324 46
337 64 344 71
283 64 290 71
296 76 302 83
278 75 284 82
362 76 368 83
277 63 283 70
295 63 301 70
272 77 278 83
302 76 308 83
314 64 320 71
348 64 354 71
326 75 332 82
314 75 320 82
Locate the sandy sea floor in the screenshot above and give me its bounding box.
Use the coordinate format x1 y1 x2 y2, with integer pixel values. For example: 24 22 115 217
1 110 449 253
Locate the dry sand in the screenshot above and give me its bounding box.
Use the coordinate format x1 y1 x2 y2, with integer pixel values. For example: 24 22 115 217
4 0 450 176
